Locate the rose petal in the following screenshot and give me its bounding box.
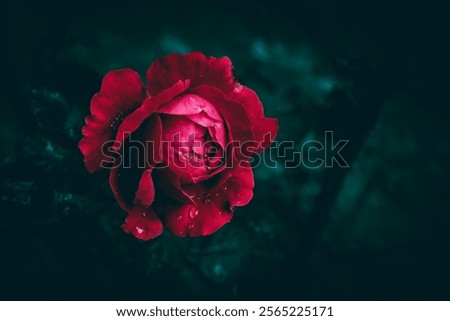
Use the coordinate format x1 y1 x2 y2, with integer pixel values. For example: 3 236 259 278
162 145 224 184
109 165 130 210
152 167 194 205
164 162 254 237
145 114 163 166
164 202 233 237
146 52 235 96
201 161 255 208
160 115 207 147
185 112 215 127
112 80 190 151
157 93 222 121
220 162 255 207
122 207 163 241
228 84 279 152
185 112 227 150
190 85 255 160
109 167 155 211
207 121 227 151
79 69 146 173
109 115 161 210
134 169 155 208
189 86 254 142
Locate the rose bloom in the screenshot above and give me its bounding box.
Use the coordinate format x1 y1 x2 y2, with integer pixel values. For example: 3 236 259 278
79 52 278 240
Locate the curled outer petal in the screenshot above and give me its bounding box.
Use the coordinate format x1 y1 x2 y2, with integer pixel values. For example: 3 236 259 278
79 69 146 173
146 52 235 95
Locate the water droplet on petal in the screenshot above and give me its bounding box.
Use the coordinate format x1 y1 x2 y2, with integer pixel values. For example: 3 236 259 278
135 226 144 234
188 224 195 230
223 186 228 191
224 201 235 212
234 84 244 93
141 211 147 217
177 215 183 221
189 207 199 219
203 193 212 204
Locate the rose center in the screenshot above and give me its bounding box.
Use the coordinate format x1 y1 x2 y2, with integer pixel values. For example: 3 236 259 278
159 94 226 184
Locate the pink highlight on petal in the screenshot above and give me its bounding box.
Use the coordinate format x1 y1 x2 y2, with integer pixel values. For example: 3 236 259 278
157 93 222 121
112 80 190 151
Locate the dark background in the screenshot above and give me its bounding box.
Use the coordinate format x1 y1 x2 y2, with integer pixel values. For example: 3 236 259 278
0 0 449 300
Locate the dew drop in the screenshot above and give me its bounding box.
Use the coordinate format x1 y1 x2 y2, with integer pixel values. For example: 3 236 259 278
234 84 244 93
110 112 124 130
177 215 183 221
188 224 195 230
141 211 147 217
189 207 199 219
223 186 228 191
224 201 234 212
135 226 144 234
203 193 212 204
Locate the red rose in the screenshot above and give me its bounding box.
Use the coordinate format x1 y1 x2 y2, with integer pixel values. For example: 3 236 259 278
79 52 278 240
